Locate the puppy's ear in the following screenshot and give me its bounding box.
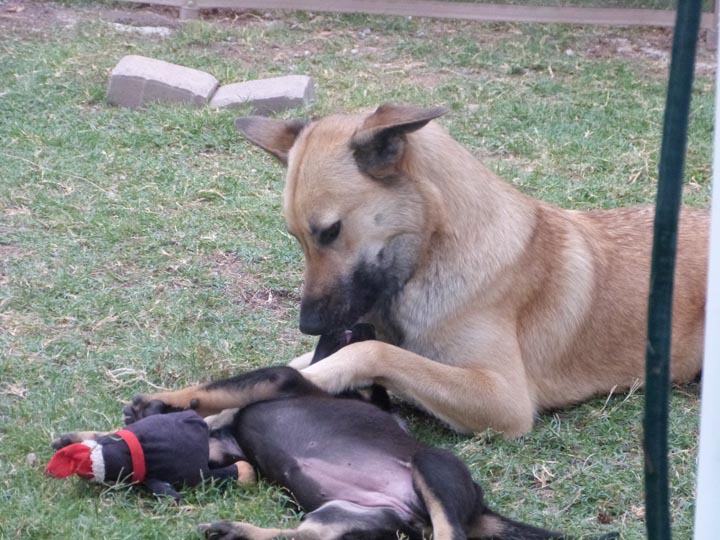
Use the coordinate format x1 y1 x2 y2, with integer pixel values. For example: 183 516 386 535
235 116 307 166
350 104 449 180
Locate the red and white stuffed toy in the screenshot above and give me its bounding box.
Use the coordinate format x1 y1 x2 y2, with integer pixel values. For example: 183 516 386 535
46 410 248 499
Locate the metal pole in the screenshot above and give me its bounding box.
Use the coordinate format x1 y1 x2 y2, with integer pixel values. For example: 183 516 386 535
644 1 702 539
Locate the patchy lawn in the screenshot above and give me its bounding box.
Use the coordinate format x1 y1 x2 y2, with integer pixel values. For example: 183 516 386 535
0 2 712 539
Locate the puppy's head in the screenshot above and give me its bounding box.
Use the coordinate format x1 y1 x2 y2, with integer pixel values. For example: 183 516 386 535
311 322 377 365
236 105 448 335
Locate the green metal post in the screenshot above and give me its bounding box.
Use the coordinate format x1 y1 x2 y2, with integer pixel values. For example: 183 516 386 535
644 1 702 539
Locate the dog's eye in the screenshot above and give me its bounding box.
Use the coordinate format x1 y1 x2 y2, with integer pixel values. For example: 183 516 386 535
318 221 342 246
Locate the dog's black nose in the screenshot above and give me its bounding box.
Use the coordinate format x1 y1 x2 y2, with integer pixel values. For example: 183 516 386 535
299 297 330 335
299 310 326 335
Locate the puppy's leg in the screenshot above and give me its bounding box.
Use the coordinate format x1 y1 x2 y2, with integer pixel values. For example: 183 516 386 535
204 461 257 486
205 411 257 486
199 521 311 540
412 448 563 540
301 340 534 437
200 500 408 540
411 448 479 540
124 366 322 423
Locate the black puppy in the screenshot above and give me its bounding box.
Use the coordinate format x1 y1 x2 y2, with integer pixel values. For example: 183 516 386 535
118 328 616 540
205 370 563 540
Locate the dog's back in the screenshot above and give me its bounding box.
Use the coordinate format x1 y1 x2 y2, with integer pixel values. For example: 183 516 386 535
514 203 707 409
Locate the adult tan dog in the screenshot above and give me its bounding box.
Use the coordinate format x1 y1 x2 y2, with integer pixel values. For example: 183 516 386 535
235 104 708 438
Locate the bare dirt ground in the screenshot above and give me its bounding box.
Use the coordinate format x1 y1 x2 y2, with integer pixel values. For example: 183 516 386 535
0 1 180 32
209 250 299 315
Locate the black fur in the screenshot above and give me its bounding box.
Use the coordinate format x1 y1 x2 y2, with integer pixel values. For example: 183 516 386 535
310 323 377 364
299 259 401 336
204 365 320 397
412 448 484 535
195 372 575 540
351 127 408 181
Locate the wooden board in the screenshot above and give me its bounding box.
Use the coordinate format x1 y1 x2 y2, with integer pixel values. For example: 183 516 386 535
118 0 716 28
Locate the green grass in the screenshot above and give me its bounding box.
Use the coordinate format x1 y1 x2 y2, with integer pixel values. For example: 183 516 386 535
0 4 712 540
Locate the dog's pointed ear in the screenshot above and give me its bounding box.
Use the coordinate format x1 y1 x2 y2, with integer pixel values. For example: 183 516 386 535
235 116 307 166
350 104 449 180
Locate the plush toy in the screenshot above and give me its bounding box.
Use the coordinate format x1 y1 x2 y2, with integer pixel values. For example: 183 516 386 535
46 410 250 499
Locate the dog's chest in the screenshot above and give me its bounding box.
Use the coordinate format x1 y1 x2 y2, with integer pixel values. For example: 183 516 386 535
376 290 456 359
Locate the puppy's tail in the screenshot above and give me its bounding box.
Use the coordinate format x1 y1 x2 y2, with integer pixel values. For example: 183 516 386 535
473 509 619 540
473 509 565 539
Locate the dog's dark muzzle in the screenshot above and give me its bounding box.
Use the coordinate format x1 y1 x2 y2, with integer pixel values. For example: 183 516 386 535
299 294 353 336
299 261 394 335
299 300 327 335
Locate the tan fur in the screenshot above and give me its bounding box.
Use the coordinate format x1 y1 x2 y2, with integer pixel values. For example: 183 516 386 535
240 105 709 438
235 461 257 484
412 469 461 540
199 522 314 540
139 382 292 417
139 385 203 411
469 514 506 538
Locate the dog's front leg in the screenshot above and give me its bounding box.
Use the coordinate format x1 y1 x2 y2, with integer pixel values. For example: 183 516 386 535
288 351 314 370
300 340 534 438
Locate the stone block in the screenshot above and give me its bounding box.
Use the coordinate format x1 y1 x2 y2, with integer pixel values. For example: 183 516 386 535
209 75 314 114
107 55 219 109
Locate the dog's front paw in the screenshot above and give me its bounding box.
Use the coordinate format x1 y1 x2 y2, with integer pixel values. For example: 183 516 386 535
301 340 378 394
198 521 257 540
123 395 177 425
288 350 314 370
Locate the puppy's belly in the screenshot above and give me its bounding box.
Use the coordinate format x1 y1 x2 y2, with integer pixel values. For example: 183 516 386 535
290 455 422 524
235 396 425 524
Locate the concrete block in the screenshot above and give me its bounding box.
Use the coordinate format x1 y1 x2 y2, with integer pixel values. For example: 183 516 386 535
209 75 314 114
109 23 173 38
107 55 219 109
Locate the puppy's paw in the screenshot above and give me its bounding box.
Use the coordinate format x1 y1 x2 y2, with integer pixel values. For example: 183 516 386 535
199 521 256 540
122 395 178 425
51 431 107 450
51 433 84 450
